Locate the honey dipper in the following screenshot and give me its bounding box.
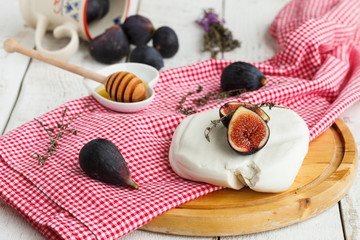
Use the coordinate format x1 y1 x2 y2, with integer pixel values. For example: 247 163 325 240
3 38 146 103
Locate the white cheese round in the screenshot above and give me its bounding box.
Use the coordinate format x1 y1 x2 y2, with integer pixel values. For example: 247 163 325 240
169 107 309 193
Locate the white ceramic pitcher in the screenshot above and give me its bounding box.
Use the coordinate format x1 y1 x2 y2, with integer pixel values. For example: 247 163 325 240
20 0 130 60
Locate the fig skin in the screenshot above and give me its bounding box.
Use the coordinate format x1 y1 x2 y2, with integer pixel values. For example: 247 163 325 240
129 45 164 70
79 138 139 189
152 26 179 58
122 15 156 46
227 106 270 155
86 0 109 24
89 25 130 64
219 102 270 127
220 61 267 92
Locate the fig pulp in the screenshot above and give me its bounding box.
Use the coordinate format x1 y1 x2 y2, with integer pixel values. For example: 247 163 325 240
89 25 130 64
220 61 267 92
152 26 179 58
122 15 155 46
79 138 139 189
227 106 269 154
219 102 270 127
129 45 164 70
86 0 109 24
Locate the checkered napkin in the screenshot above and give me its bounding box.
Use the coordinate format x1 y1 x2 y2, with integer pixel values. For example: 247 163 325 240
1 0 360 239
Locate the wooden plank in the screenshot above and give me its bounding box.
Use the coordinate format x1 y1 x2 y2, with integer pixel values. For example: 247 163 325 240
3 45 92 133
0 2 44 238
339 100 360 240
0 201 44 240
221 205 343 240
121 230 217 240
222 0 291 62
0 0 34 134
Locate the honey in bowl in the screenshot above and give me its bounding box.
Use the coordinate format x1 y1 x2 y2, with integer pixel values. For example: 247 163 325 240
95 71 148 103
95 85 112 100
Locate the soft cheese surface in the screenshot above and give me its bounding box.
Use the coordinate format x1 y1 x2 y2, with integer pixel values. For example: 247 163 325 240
169 107 310 192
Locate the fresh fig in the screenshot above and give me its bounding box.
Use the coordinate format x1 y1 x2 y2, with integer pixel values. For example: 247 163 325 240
122 15 155 46
227 106 269 155
219 102 270 127
129 45 164 70
86 0 109 24
220 61 267 92
79 138 139 189
152 26 179 58
89 25 130 64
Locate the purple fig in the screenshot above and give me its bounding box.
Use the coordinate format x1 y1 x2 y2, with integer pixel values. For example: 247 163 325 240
89 25 130 64
79 138 139 189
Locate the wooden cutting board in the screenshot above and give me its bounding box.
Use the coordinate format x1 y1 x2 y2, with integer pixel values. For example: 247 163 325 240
141 119 358 236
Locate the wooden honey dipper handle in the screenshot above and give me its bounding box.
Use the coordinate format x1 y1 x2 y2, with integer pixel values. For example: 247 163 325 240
3 38 107 84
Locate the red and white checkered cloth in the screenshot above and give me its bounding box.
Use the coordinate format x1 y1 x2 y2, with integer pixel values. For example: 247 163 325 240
1 0 360 239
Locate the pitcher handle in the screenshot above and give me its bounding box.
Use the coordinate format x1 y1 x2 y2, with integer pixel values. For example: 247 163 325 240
35 14 79 60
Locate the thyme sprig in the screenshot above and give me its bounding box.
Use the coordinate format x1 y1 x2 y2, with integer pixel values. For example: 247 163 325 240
204 110 231 142
176 85 248 115
255 102 288 110
176 85 204 115
32 104 91 166
203 101 286 142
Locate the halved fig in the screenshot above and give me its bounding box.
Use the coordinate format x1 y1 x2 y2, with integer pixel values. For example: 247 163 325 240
219 102 270 127
227 106 269 154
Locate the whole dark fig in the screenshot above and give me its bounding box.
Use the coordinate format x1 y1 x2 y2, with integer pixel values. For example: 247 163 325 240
122 15 155 46
79 138 139 189
227 106 269 155
152 26 179 58
129 45 164 70
86 0 109 24
219 101 270 127
220 61 267 92
89 25 130 64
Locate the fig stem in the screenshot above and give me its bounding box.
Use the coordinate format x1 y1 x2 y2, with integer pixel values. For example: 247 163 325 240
128 178 140 190
261 78 267 86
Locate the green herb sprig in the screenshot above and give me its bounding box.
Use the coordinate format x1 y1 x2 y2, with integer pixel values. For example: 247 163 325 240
32 104 91 166
204 111 230 142
255 102 288 110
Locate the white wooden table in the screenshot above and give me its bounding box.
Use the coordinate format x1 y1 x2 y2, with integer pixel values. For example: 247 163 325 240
1 0 359 239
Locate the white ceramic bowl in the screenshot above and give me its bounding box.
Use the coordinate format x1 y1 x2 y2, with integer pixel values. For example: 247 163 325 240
83 63 159 112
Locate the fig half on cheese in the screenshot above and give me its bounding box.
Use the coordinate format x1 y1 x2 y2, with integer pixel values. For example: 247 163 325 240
219 102 270 128
227 106 270 155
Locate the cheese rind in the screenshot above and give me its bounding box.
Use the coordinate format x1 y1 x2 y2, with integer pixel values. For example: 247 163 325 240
169 107 309 193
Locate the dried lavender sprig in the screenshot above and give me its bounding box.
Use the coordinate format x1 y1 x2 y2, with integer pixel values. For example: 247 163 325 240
196 9 240 58
196 8 225 31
